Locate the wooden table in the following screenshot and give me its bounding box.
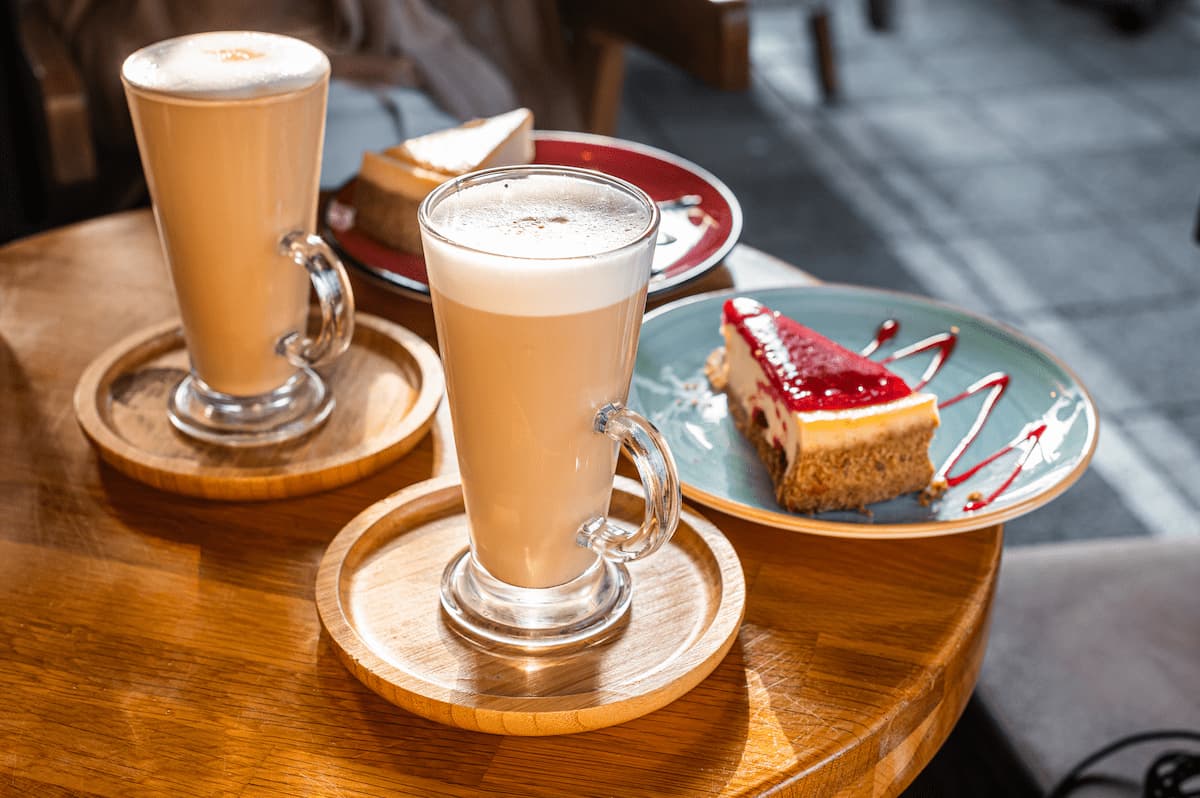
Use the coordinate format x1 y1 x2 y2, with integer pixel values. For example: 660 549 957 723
0 210 1002 797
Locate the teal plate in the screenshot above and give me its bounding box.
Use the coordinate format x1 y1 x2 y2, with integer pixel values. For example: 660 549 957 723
629 285 1098 538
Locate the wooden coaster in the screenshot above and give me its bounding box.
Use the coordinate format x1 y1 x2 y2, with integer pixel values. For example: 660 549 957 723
74 314 443 500
316 474 745 736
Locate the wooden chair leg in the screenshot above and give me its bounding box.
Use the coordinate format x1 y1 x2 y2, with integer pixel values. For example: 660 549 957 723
573 29 627 137
809 7 838 103
868 0 894 32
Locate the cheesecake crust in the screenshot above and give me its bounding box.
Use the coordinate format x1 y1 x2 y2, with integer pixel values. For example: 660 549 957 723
353 178 424 254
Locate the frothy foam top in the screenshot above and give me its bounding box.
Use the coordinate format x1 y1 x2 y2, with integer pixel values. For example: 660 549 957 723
428 175 650 259
422 172 656 315
122 31 328 100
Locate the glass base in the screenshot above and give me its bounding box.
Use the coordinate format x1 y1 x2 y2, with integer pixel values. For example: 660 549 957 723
167 369 333 447
440 549 632 653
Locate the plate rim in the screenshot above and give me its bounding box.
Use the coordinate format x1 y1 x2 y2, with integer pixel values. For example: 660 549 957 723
322 130 743 302
636 283 1101 537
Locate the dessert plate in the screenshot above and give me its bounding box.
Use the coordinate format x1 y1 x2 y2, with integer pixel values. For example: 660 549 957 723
628 285 1098 538
323 131 742 301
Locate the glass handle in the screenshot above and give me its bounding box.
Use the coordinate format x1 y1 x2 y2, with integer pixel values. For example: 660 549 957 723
277 231 355 368
577 402 681 563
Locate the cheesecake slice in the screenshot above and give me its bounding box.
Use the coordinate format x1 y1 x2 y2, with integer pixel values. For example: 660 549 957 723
355 108 534 253
708 297 940 513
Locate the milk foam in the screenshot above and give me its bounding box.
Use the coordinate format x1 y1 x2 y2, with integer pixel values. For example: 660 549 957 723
122 31 328 101
422 173 656 315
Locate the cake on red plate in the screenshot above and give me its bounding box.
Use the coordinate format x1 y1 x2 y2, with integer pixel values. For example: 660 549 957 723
707 297 940 513
355 108 534 253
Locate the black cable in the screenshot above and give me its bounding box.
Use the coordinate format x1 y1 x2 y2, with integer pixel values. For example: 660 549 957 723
1146 750 1200 798
1046 730 1200 798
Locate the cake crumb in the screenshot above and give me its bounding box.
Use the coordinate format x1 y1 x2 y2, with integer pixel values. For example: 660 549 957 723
704 347 729 391
967 490 984 503
919 479 948 507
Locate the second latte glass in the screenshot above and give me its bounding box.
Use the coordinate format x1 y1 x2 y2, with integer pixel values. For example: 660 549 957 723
122 32 354 446
419 166 681 651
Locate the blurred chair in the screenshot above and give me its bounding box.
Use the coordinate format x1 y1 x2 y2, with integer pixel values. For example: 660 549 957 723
559 0 749 132
2 1 98 242
5 0 748 242
808 0 893 103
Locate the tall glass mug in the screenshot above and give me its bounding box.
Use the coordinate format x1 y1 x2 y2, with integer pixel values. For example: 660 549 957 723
122 32 354 446
419 166 681 651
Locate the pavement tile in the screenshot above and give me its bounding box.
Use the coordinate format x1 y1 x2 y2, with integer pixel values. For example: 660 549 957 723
1005 0 1114 38
828 98 1019 166
884 0 1026 47
1135 212 1200 282
723 169 890 250
614 103 665 148
745 233 928 294
976 86 1174 155
953 225 1188 310
755 62 822 110
840 49 944 101
656 116 814 180
1049 143 1200 216
906 159 1095 233
1061 24 1200 80
1124 77 1200 139
1160 405 1200 467
918 42 1089 94
1069 298 1200 407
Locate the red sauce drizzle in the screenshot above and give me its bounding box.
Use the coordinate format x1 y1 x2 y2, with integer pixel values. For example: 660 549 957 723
926 372 1043 512
857 318 1042 513
860 318 899 358
883 332 957 391
723 298 912 412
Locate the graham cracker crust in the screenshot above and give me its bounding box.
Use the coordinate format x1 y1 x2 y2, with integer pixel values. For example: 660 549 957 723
354 179 424 254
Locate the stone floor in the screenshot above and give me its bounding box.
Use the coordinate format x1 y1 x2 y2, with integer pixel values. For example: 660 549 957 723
617 0 1200 545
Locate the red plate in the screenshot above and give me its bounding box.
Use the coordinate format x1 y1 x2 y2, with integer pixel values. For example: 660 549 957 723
322 131 743 301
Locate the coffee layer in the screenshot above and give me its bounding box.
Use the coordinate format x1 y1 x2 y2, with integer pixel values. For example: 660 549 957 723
125 65 326 395
432 292 647 587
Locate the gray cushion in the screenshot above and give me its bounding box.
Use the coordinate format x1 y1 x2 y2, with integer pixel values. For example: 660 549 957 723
977 538 1200 793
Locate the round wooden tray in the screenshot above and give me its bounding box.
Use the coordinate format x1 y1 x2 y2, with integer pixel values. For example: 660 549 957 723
74 313 443 500
316 474 746 736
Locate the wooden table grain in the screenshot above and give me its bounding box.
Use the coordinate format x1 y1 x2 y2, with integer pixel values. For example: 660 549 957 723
0 210 1001 797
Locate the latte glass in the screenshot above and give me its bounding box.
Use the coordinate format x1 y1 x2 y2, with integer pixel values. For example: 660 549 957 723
122 32 354 446
419 166 681 651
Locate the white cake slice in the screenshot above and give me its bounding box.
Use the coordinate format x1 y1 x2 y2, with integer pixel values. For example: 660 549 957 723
708 297 941 512
355 108 534 252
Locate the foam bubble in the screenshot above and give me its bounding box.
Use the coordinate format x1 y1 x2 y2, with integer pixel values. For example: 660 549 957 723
422 173 656 315
122 31 328 101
